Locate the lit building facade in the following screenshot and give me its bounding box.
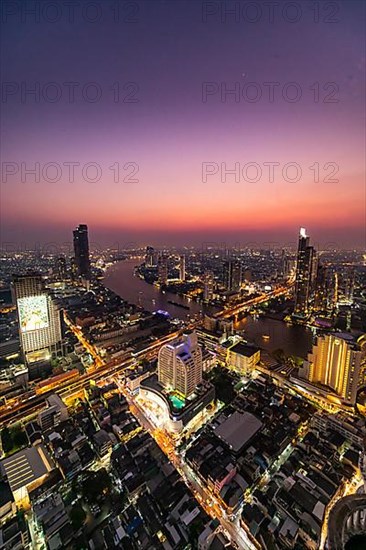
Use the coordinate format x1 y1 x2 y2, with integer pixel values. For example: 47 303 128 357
293 228 314 318
140 376 215 433
313 264 329 312
145 246 155 267
73 224 90 279
158 331 202 397
226 342 261 376
281 250 295 280
37 394 68 431
12 275 62 360
310 249 318 291
56 256 67 280
203 271 214 301
338 267 355 304
307 334 363 405
157 255 168 285
223 260 241 292
179 255 186 282
332 272 339 307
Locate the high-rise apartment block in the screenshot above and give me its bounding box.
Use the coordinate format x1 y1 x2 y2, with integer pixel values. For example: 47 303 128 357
223 260 241 292
12 274 62 361
306 334 363 405
179 255 186 282
158 255 168 285
158 331 202 397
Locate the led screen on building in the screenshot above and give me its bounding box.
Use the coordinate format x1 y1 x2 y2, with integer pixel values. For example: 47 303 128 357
18 295 49 332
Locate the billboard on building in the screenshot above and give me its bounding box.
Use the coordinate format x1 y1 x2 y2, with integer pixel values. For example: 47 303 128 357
18 295 49 332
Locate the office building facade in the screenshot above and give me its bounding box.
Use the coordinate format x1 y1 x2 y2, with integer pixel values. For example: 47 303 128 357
73 224 91 279
223 260 242 292
12 275 62 360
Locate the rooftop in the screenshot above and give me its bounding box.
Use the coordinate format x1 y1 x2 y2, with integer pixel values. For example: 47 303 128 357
214 411 263 453
229 342 260 357
1 445 54 494
0 480 13 507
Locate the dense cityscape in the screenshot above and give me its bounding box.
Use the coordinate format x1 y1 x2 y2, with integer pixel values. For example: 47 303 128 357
2 0 365 549
0 225 365 550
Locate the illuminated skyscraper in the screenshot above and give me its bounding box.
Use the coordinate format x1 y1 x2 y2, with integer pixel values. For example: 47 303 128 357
179 255 186 282
56 256 67 280
331 272 339 308
340 267 355 304
145 246 155 267
12 274 62 361
313 264 328 312
293 228 314 318
307 334 363 404
158 255 168 285
310 249 318 291
281 249 290 279
73 224 90 280
282 257 296 281
223 260 241 291
203 271 214 301
158 331 202 397
345 268 355 303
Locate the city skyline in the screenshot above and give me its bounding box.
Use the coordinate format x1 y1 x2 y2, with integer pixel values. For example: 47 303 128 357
1 2 365 549
1 222 365 252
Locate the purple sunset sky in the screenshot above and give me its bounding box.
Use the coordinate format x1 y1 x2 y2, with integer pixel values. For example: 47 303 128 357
1 0 365 249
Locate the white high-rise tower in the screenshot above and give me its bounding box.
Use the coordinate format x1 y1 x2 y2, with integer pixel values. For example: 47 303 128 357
158 331 202 397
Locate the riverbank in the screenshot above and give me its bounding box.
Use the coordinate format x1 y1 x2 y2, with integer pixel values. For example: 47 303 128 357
103 260 203 320
103 260 314 359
